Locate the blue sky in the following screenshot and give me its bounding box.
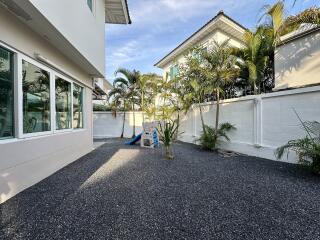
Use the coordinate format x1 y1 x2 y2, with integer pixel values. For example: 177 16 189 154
105 0 319 81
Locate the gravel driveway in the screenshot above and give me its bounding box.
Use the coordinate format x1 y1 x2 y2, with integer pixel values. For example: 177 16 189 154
1 139 320 240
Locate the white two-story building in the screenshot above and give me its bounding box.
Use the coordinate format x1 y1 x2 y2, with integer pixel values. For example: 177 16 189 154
0 0 131 203
155 11 246 80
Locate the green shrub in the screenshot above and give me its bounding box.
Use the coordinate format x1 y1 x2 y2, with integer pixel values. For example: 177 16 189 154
93 104 112 112
157 119 179 159
276 119 320 174
199 123 236 151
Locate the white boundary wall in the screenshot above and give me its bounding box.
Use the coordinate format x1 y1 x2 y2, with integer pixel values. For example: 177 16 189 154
93 86 320 164
179 86 320 163
93 112 144 139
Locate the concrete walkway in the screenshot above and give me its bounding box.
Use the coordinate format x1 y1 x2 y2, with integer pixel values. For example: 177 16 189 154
1 139 320 240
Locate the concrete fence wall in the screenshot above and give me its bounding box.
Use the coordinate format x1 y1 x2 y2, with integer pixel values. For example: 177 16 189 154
93 86 320 163
179 86 320 163
93 111 144 139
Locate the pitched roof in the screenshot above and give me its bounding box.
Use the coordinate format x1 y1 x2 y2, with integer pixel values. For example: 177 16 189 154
154 11 247 68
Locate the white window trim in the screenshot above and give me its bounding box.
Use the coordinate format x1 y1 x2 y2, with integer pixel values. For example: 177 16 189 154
0 41 86 143
72 83 85 130
20 54 53 138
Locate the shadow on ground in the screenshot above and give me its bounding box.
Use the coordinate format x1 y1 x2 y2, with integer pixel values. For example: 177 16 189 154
1 139 320 240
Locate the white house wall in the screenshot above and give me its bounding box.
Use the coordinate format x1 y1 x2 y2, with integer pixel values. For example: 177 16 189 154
0 7 94 203
275 31 320 90
0 7 92 86
162 29 244 78
29 0 106 76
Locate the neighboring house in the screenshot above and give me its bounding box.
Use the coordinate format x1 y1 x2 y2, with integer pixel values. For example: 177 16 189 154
0 0 131 203
155 11 246 80
93 78 113 105
274 24 320 90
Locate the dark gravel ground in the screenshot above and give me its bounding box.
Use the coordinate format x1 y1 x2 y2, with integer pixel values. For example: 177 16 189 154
1 139 320 240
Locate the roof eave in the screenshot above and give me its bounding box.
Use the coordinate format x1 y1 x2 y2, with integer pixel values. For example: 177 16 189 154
105 0 131 25
154 11 247 68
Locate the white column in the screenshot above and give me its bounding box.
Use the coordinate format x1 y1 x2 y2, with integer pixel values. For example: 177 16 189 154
253 96 263 147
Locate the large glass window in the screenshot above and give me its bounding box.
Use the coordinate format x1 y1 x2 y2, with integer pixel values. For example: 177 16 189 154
22 60 50 134
169 65 179 80
73 84 83 129
56 77 72 130
0 47 14 139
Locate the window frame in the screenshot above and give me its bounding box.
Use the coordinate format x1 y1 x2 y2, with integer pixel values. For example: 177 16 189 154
0 41 86 143
54 72 73 133
72 83 84 129
169 65 179 80
20 55 53 138
0 46 15 140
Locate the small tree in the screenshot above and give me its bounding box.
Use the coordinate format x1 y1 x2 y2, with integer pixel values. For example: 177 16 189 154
202 40 239 132
114 68 140 138
108 82 129 138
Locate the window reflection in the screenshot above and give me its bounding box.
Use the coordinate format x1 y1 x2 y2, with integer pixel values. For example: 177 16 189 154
56 77 71 130
73 84 83 129
0 47 14 139
22 60 50 133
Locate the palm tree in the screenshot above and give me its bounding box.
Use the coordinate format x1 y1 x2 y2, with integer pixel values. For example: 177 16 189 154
178 47 213 134
232 27 274 95
108 81 128 138
202 40 239 132
139 73 161 122
114 68 140 138
261 1 320 43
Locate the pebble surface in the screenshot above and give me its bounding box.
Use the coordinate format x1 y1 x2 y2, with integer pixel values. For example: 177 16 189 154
1 139 320 240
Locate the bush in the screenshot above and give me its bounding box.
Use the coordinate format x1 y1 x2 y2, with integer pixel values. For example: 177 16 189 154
276 119 320 174
93 104 112 112
157 119 179 159
199 123 236 151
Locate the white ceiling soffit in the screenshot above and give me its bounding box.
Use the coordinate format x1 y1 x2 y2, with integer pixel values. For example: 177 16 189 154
105 0 131 24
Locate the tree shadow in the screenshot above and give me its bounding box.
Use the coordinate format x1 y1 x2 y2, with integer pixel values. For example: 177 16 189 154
276 33 319 85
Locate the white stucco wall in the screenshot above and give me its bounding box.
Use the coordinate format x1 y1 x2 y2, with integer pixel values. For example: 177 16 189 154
0 89 93 203
0 7 94 203
93 112 144 139
29 0 106 76
275 31 320 90
178 86 320 163
0 7 91 86
93 87 320 164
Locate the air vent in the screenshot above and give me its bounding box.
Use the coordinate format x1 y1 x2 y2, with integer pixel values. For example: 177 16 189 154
0 0 32 21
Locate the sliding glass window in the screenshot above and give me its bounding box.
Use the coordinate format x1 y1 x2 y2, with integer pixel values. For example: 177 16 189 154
0 47 14 139
56 77 72 130
73 84 83 129
22 60 50 134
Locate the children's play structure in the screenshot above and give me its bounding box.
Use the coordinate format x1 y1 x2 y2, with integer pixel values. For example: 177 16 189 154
125 122 160 148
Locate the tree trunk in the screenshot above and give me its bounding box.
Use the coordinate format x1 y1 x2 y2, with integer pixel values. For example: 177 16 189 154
175 110 180 140
132 100 136 138
141 91 144 123
253 81 258 95
199 102 206 134
215 90 220 132
121 110 126 138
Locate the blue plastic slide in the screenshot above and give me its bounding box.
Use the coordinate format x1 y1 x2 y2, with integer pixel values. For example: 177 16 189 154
125 133 142 145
